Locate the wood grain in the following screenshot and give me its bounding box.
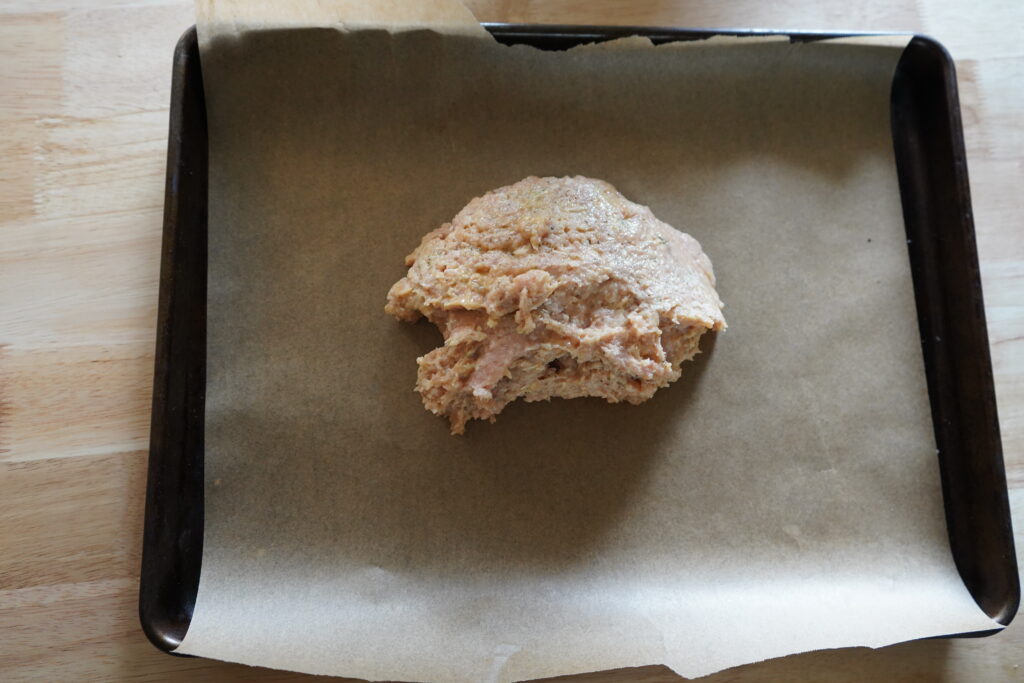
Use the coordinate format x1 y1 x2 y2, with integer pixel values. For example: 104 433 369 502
1 1 1020 681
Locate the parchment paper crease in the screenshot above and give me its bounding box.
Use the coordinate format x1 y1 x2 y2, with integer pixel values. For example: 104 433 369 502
179 1 998 680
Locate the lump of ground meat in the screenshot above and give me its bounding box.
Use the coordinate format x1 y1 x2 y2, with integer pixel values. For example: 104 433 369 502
385 176 725 435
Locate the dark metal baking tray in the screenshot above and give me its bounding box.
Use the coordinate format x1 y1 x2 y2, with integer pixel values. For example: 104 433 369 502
140 24 1019 654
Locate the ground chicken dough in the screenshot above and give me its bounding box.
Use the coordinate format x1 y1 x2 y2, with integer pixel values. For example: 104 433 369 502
385 176 726 434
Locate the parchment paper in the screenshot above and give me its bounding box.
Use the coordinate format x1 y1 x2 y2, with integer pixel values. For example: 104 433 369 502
179 2 998 680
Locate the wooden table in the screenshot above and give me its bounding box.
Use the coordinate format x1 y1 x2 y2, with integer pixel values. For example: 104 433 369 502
1 1 1020 681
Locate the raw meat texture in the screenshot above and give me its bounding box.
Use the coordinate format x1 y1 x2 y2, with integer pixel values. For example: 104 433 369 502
385 176 725 434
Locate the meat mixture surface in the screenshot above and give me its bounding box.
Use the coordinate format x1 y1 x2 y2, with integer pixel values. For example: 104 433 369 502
385 176 726 434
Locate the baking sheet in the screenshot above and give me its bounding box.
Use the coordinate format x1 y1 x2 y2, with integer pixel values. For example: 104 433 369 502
179 2 998 680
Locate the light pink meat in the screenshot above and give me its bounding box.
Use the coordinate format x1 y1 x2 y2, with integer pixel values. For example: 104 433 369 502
386 176 725 434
